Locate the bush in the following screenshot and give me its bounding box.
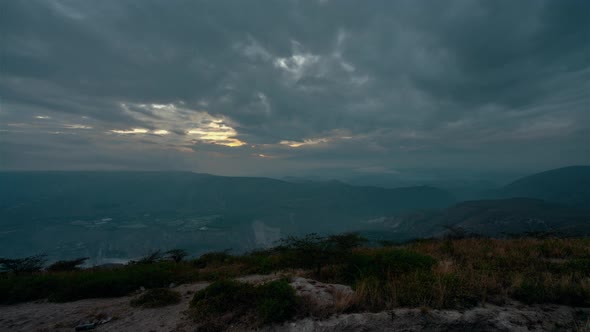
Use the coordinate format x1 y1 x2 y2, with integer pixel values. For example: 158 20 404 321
0 274 59 303
49 263 180 302
190 279 297 329
342 249 436 283
256 279 298 323
194 249 233 268
0 261 192 304
238 251 278 274
0 254 47 274
130 288 181 308
47 257 89 272
514 277 590 306
565 258 590 274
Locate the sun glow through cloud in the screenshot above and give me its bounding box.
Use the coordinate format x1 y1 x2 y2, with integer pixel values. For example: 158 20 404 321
63 124 93 129
114 102 247 147
280 138 329 148
186 121 245 147
110 128 149 134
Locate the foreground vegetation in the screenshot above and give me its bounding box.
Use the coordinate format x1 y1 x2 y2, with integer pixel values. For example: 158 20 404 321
1 235 589 328
191 279 297 330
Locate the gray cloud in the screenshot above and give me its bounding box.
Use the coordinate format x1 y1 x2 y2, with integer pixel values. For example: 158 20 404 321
1 0 588 176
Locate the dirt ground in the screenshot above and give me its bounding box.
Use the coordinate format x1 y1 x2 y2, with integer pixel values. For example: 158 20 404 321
1 275 588 332
263 304 590 332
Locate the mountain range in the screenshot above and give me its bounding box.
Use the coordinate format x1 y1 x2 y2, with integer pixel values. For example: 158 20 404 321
0 165 588 262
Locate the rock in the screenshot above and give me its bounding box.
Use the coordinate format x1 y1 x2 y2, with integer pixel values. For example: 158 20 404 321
260 304 590 332
74 322 96 331
289 277 354 309
97 316 112 325
169 282 176 288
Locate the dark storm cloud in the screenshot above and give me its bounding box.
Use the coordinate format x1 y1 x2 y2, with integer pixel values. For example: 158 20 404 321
1 0 588 174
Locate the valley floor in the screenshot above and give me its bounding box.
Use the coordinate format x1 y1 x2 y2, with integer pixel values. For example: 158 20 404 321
1 275 588 332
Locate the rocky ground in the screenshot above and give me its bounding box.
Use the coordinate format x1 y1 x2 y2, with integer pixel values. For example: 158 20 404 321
264 304 590 332
1 276 588 332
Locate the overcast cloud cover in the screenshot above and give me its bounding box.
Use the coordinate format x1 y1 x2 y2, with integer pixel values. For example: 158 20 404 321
1 0 589 177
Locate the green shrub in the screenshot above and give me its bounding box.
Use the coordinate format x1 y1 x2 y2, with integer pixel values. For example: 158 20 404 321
256 279 297 324
343 249 436 283
513 277 590 306
190 279 297 329
130 288 181 308
191 279 250 316
565 258 590 274
50 263 180 302
0 261 192 304
0 274 59 303
238 252 277 274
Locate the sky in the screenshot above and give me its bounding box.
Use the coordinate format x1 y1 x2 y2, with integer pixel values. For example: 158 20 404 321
1 0 589 178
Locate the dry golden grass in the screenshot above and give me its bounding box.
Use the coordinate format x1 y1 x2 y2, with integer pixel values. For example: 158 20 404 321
2 237 588 312
350 238 590 310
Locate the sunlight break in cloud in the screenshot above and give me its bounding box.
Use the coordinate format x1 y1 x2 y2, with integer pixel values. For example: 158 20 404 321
110 128 149 134
187 121 245 147
280 138 330 148
153 129 170 135
63 124 93 129
118 103 246 147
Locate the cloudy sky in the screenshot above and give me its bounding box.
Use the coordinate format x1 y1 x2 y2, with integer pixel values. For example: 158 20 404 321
1 0 589 177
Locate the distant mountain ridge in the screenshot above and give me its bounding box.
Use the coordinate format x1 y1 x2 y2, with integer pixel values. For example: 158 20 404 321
362 165 590 241
373 198 590 241
494 165 590 208
0 171 455 260
0 171 456 223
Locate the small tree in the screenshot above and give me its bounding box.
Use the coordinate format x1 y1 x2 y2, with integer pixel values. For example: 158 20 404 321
47 257 89 271
276 232 368 276
276 233 331 276
165 249 188 263
133 250 163 264
0 254 47 274
328 233 367 251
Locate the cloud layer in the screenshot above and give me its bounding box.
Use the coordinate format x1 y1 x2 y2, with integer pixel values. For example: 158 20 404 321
1 0 589 176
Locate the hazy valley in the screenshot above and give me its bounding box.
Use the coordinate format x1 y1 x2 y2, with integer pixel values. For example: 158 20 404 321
1 166 588 264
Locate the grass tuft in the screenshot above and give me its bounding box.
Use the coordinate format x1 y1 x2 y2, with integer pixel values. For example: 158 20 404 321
130 288 181 308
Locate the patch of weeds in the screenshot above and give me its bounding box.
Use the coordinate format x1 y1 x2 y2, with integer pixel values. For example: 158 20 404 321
343 249 436 283
49 263 179 302
238 251 278 274
514 277 590 306
0 261 194 304
565 258 590 274
130 288 181 308
393 271 465 308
